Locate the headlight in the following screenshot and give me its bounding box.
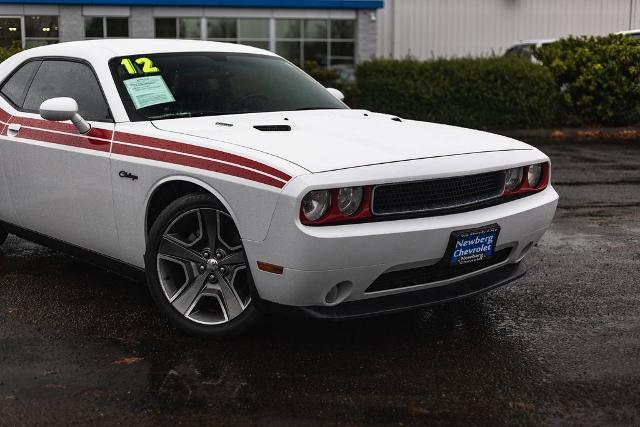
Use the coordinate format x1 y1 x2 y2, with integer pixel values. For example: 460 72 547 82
301 190 331 221
527 163 543 188
505 167 523 191
337 187 363 216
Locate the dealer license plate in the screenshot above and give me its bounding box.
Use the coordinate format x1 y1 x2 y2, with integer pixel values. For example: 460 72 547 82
449 225 500 267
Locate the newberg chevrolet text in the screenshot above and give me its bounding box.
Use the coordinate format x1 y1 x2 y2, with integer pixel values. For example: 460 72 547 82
0 40 558 337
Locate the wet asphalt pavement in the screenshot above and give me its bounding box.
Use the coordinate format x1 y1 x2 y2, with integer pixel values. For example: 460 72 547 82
0 140 639 426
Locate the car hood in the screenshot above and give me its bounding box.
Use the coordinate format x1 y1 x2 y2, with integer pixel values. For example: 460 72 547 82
152 110 533 173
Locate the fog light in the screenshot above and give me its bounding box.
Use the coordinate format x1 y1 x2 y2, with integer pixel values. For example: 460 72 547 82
325 286 339 304
324 281 353 305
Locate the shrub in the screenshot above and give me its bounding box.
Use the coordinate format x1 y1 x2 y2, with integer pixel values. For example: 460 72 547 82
535 34 640 126
303 61 358 106
0 42 22 63
355 56 558 130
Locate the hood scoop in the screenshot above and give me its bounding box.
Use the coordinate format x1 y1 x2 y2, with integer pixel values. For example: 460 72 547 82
254 125 291 132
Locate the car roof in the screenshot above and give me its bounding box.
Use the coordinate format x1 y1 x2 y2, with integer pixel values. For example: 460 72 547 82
617 29 640 35
12 39 279 62
511 38 556 47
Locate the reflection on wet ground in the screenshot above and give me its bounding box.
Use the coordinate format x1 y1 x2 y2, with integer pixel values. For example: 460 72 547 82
1 140 639 425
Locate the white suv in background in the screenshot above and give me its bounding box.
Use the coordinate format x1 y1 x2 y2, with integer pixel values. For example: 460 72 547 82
504 39 556 63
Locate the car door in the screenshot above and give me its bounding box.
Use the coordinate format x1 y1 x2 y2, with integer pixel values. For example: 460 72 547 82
0 58 120 258
0 60 41 227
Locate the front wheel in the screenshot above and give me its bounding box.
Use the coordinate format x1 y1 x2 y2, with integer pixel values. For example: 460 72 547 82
145 194 260 338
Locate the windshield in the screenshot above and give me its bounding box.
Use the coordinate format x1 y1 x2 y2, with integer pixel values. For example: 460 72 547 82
110 52 347 121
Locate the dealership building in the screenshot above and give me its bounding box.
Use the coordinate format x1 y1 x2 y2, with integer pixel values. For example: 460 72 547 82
3 0 639 65
0 0 382 68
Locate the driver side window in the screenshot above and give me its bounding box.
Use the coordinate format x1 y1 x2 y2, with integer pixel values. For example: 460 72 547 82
23 60 112 122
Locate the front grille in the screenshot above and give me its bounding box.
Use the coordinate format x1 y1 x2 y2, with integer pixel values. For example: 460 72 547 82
365 248 512 293
372 171 506 216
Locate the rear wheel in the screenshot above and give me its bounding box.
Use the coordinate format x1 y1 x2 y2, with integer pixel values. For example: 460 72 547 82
0 226 7 245
145 194 259 337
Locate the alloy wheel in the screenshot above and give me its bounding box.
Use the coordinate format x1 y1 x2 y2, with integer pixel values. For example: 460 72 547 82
156 208 251 325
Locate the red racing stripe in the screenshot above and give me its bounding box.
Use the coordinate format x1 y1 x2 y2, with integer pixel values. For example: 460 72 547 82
113 143 285 188
11 115 78 134
15 127 111 152
86 127 113 142
0 107 289 188
0 108 10 124
11 115 113 143
115 131 291 182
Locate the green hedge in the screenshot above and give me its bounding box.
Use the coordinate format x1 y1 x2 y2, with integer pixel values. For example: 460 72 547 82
535 34 640 126
0 43 22 63
6 36 639 128
302 61 358 105
355 57 559 130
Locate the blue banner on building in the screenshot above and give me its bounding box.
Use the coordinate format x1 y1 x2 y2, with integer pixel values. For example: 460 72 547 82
0 0 383 8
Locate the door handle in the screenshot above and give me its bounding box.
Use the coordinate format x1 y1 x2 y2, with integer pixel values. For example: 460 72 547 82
7 123 21 137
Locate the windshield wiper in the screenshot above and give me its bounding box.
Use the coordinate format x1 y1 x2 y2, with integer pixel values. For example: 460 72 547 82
149 110 259 120
186 111 228 118
148 111 226 120
149 108 342 120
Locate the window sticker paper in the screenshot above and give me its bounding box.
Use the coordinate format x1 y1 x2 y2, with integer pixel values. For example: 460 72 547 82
123 75 175 109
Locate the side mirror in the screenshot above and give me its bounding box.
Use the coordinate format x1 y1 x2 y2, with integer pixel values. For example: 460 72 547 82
39 97 91 134
326 87 345 101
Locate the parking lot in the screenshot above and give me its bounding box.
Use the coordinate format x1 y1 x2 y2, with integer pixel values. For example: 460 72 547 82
0 139 638 426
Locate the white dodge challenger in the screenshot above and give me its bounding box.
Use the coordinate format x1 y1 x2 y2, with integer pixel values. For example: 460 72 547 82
0 40 558 337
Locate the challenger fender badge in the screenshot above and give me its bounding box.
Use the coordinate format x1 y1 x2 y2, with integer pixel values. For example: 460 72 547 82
119 171 138 181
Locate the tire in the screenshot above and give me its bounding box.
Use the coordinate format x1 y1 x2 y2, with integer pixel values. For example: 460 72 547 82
145 193 260 338
0 226 7 246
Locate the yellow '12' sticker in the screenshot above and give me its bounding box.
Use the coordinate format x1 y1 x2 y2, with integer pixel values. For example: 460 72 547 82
121 57 160 75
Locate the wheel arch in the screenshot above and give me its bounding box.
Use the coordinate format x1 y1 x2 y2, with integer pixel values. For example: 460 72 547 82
144 176 239 239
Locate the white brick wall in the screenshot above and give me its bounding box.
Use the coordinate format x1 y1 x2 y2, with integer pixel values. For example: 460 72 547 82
356 9 378 62
379 0 640 59
59 5 83 42
130 7 154 38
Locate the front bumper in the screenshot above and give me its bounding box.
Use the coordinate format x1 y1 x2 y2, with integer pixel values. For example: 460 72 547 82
259 262 525 320
244 183 558 309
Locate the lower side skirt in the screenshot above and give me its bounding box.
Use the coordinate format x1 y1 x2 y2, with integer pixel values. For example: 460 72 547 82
259 263 526 320
0 221 146 282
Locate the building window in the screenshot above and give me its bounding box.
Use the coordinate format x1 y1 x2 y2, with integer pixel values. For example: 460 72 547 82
275 19 300 65
85 17 129 38
0 16 59 49
0 17 23 49
330 20 355 67
180 18 201 39
207 18 236 41
107 18 129 37
155 18 201 39
207 18 269 49
238 19 269 49
25 16 59 48
275 19 355 68
149 16 355 69
154 18 176 38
